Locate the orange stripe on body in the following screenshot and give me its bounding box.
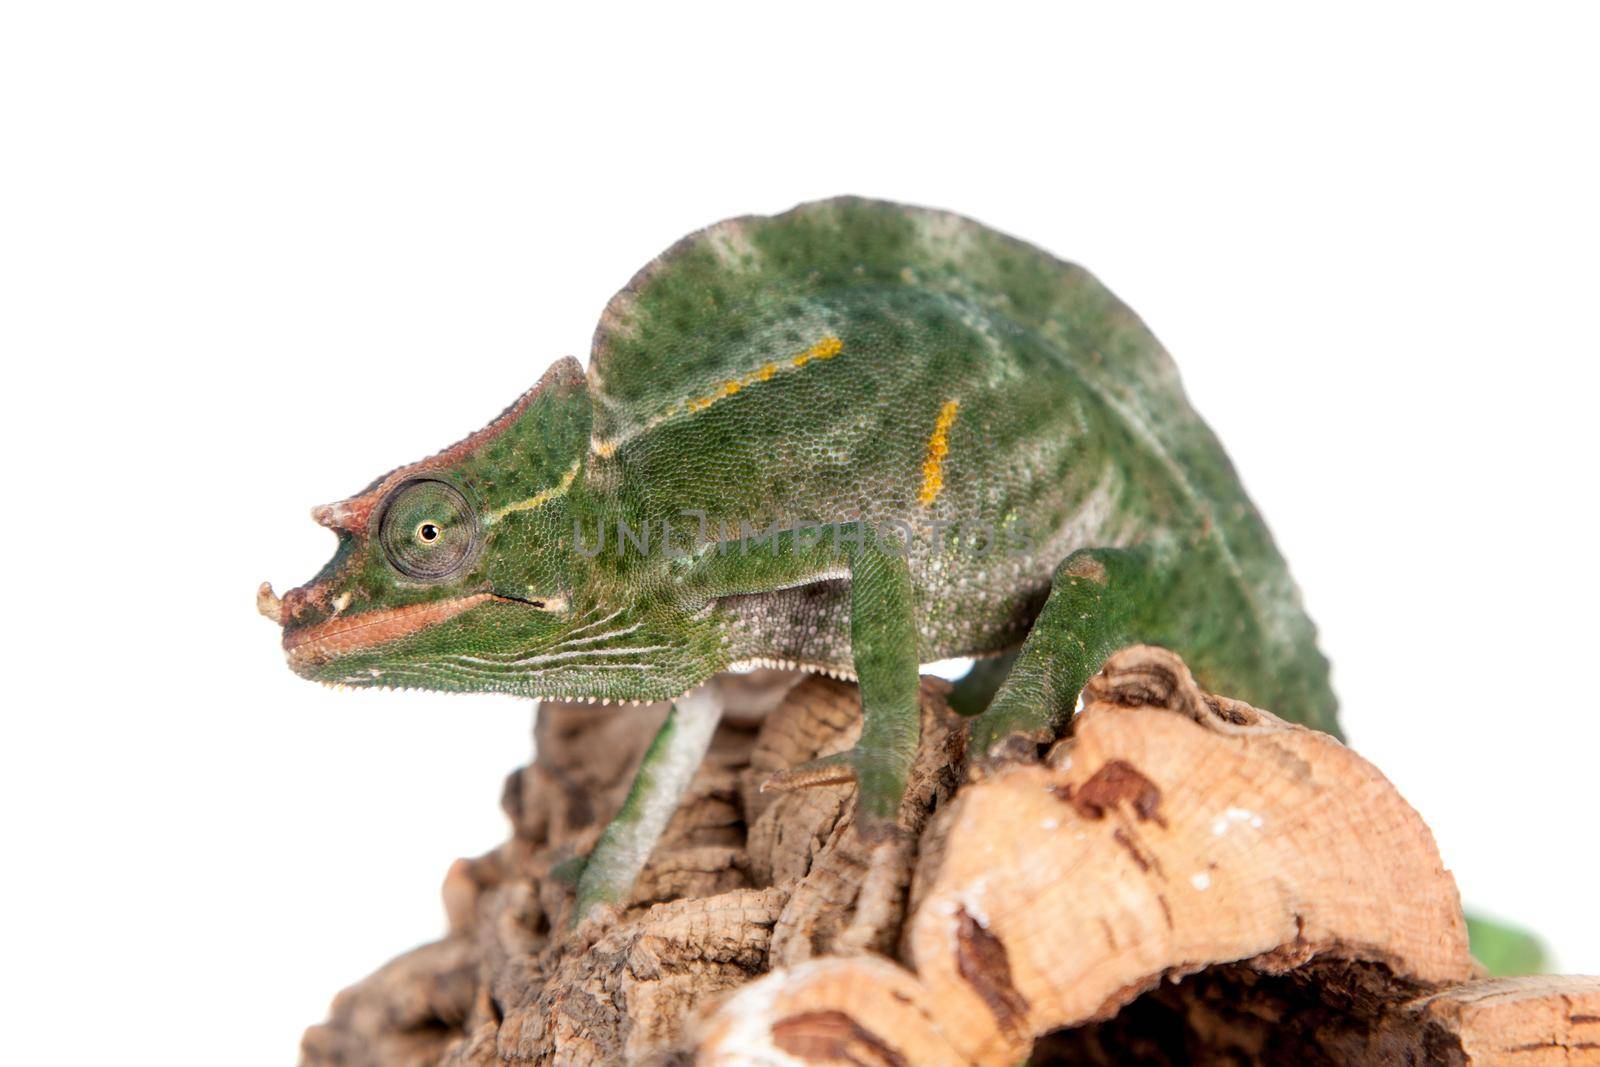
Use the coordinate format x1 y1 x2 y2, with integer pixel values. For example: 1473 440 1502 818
918 400 961 506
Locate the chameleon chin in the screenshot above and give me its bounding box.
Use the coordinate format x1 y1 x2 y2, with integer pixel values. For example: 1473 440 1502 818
261 197 1336 923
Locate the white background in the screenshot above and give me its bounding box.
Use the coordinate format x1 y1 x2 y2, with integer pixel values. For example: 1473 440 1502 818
4 3 1597 1063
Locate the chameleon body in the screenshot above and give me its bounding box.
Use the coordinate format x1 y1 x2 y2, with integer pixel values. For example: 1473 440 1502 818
262 198 1337 918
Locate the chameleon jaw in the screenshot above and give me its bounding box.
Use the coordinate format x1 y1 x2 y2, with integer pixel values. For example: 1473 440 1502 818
281 592 505 672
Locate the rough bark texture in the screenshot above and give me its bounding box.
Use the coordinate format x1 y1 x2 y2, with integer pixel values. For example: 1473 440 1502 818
301 648 1600 1066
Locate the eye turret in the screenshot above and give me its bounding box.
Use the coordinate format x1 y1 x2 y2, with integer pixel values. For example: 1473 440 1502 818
377 479 480 581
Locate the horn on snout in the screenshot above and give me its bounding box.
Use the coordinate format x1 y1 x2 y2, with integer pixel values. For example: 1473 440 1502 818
257 582 284 624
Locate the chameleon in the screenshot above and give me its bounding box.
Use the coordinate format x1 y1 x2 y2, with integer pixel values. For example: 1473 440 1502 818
259 197 1338 922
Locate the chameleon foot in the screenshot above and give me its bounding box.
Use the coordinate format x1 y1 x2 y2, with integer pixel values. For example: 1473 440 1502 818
965 725 1053 780
762 744 910 833
966 549 1161 772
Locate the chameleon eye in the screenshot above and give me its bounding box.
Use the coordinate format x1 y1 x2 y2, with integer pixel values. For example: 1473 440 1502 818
378 479 479 581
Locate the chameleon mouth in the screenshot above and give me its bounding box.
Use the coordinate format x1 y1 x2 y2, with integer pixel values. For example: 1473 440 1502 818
282 592 505 671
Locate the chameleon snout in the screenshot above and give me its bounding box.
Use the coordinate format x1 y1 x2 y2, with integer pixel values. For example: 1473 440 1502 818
255 581 325 628
259 580 331 629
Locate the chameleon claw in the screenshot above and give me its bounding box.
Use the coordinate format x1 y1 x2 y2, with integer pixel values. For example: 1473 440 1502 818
762 750 906 844
966 738 1042 782
965 722 1053 781
763 745 912 831
760 751 857 793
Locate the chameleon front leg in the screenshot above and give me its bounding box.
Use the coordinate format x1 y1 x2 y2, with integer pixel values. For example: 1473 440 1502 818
762 546 922 825
682 525 922 828
573 684 723 923
969 547 1160 762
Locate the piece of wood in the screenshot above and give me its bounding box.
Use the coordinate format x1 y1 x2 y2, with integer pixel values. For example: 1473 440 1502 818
898 645 1480 1064
300 650 1600 1065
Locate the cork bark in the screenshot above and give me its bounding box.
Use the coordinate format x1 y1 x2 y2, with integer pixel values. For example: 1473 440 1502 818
300 649 1600 1066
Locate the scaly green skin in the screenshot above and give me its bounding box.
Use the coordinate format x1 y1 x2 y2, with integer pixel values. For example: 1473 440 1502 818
266 198 1337 913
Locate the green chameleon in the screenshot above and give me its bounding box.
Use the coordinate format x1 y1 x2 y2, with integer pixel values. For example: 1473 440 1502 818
260 197 1342 923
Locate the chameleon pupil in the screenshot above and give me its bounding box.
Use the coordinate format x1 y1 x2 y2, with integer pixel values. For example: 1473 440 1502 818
419 523 440 543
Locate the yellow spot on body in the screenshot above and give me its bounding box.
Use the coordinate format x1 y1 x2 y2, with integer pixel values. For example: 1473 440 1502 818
487 459 581 522
918 400 961 507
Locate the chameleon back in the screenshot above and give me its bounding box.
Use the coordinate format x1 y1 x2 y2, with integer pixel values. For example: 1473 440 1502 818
584 198 1338 734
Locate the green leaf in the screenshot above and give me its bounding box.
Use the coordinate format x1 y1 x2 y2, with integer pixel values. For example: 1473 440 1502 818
1466 912 1547 976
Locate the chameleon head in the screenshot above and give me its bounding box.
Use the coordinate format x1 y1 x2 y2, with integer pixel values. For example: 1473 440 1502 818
258 357 718 703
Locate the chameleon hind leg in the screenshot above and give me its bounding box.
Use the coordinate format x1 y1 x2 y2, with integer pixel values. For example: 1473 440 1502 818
969 547 1163 763
573 685 723 924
